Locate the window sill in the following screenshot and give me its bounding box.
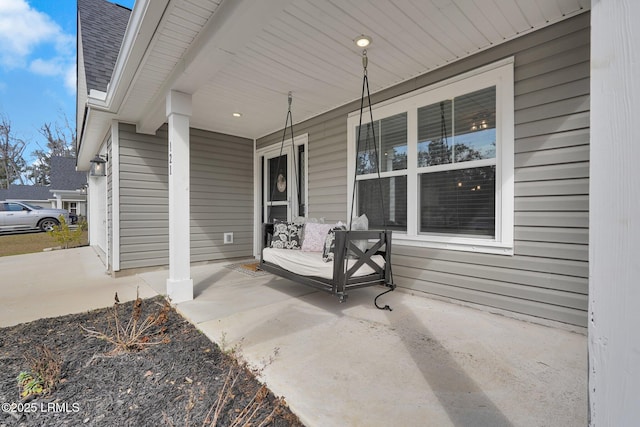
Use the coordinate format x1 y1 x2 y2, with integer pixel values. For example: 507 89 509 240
392 234 514 256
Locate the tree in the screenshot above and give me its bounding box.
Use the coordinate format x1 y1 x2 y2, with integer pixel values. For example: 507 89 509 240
27 115 76 185
0 114 27 189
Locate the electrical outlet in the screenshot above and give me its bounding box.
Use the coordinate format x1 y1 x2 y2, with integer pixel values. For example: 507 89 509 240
223 232 234 244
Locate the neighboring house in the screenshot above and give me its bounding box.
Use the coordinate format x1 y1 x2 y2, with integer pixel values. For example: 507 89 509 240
49 156 88 217
0 185 51 206
76 1 639 423
0 157 87 217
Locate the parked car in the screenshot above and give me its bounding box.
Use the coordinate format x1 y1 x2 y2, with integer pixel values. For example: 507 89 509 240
32 204 78 225
0 201 71 232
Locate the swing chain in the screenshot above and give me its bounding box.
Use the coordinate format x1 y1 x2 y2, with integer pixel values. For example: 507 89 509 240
352 49 396 311
362 49 368 73
268 92 301 222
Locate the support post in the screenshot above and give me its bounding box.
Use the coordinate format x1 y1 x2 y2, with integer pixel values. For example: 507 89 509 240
166 90 193 303
590 2 640 425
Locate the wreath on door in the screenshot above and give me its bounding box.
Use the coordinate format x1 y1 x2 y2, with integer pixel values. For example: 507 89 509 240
276 173 286 192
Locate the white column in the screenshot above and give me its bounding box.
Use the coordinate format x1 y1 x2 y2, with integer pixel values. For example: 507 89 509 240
590 2 640 426
166 90 193 303
55 194 62 209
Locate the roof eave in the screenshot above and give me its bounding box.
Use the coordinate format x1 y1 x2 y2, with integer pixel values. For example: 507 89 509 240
77 0 170 166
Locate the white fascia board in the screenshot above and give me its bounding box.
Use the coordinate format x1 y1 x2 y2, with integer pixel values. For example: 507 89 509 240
50 189 83 196
88 89 107 103
77 107 114 170
101 0 170 112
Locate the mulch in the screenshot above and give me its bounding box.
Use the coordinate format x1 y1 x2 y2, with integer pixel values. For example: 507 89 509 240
0 296 304 427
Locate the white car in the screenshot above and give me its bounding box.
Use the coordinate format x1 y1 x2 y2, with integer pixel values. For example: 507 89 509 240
0 201 70 232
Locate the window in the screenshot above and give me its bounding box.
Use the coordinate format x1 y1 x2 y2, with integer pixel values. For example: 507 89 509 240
5 203 26 212
347 59 514 254
356 113 408 231
417 87 496 237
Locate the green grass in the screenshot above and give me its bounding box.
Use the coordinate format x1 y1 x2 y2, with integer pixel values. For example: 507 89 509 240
0 231 88 257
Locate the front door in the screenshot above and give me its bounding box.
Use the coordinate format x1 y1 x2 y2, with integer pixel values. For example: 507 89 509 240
255 135 308 256
263 150 292 223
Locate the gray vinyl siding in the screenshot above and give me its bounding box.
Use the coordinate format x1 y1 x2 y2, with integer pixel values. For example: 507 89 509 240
117 124 253 270
119 124 169 270
190 128 254 261
257 13 590 327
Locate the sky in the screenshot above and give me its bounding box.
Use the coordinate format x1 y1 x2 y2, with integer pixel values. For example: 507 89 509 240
0 0 134 165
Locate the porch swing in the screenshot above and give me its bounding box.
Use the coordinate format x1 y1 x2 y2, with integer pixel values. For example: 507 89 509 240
259 51 395 308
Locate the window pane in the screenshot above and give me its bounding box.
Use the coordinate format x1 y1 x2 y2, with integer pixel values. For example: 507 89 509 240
268 155 287 202
419 166 495 237
358 177 407 231
417 100 452 167
268 205 287 223
380 113 407 172
298 145 306 216
357 113 407 174
453 86 496 162
418 87 496 167
357 121 377 175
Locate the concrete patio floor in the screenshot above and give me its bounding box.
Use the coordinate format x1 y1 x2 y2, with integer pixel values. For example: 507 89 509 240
0 247 587 426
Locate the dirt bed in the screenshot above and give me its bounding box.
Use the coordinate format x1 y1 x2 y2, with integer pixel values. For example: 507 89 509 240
0 296 303 427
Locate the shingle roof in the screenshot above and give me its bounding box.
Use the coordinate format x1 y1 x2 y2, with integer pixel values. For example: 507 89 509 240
0 157 88 202
50 157 87 190
0 185 52 201
78 0 132 93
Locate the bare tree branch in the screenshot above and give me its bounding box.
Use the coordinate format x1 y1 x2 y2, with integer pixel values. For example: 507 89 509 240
26 112 76 185
0 114 27 189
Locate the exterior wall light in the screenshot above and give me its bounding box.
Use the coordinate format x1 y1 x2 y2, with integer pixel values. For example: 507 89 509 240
90 154 108 177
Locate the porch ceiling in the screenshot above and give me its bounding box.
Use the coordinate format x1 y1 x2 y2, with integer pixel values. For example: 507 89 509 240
115 0 590 140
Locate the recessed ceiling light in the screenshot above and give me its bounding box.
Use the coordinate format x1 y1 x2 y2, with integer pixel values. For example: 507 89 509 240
355 35 371 48
232 112 242 118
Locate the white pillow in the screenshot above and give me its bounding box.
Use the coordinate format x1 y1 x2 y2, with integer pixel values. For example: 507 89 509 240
351 214 369 231
301 222 334 252
351 214 369 253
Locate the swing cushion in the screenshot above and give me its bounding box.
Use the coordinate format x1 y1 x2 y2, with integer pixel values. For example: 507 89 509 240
263 247 385 280
270 220 303 249
301 222 334 252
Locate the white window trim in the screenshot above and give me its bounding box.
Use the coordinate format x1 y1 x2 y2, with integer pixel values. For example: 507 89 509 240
111 121 121 271
347 58 514 255
253 133 309 257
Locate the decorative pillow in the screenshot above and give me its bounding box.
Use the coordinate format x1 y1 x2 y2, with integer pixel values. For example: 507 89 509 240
350 213 369 254
322 224 347 262
301 223 334 252
270 220 303 250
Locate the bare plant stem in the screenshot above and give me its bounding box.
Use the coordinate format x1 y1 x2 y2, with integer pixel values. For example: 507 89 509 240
81 290 170 353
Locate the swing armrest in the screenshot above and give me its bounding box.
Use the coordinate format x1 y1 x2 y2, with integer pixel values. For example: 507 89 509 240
262 223 275 250
332 229 392 282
